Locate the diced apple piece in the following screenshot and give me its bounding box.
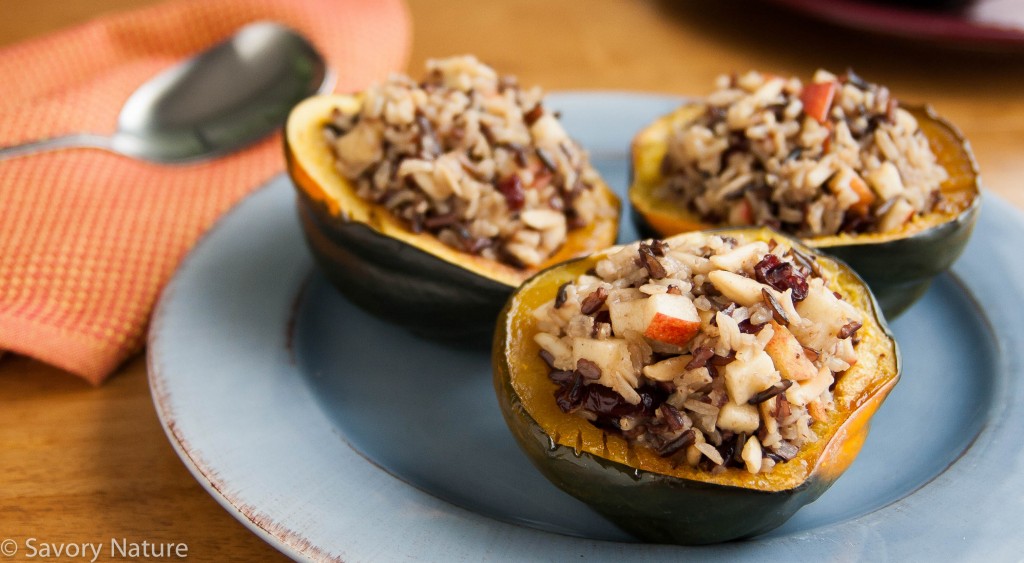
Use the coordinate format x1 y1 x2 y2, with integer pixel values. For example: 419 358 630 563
808 400 828 423
790 280 864 356
836 337 858 367
571 338 633 381
696 305 715 326
334 122 384 177
572 337 640 404
792 279 863 352
789 319 828 355
786 365 834 406
718 401 760 434
812 69 838 83
534 332 572 370
727 198 754 225
609 299 646 337
709 242 769 273
866 161 905 201
877 197 916 233
795 278 841 325
741 435 763 474
764 320 818 381
685 444 702 467
723 350 780 405
642 355 692 382
642 294 701 348
707 270 764 307
829 167 875 216
847 173 876 215
758 400 779 443
611 294 701 348
794 278 858 336
529 114 569 144
679 366 713 393
800 81 836 124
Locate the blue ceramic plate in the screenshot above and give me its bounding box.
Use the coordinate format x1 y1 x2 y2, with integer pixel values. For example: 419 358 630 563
149 93 1024 561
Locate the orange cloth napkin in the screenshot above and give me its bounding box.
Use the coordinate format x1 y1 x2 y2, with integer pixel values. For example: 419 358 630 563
0 0 410 384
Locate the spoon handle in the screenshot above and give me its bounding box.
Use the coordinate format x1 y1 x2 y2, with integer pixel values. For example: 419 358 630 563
0 134 114 162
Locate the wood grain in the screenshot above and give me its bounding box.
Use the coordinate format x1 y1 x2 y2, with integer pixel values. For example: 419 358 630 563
2 0 1022 560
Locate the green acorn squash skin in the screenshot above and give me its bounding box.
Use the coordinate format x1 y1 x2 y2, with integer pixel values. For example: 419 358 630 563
286 94 620 340
493 227 900 545
629 104 981 319
496 379 822 544
815 199 978 317
296 194 511 340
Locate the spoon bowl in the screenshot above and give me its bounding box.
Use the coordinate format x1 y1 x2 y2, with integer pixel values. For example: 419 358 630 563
0 21 331 163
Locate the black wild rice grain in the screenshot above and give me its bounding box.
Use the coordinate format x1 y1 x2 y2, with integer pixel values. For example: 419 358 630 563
575 358 602 380
687 346 715 370
658 429 696 457
748 380 794 405
555 282 571 309
539 349 556 369
762 288 791 325
659 403 686 431
536 147 557 172
638 243 667 279
580 287 608 315
838 321 862 339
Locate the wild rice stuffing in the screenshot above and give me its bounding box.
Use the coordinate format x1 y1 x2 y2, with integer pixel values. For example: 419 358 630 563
322 55 612 268
533 234 864 474
658 69 948 236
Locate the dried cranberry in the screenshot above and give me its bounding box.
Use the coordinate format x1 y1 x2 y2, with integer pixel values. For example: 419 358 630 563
582 385 633 418
524 104 544 126
548 370 574 385
497 175 525 211
754 254 809 301
555 372 585 412
582 384 665 419
637 386 668 417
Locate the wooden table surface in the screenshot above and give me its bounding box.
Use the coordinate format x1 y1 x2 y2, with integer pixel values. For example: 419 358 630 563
2 0 1023 560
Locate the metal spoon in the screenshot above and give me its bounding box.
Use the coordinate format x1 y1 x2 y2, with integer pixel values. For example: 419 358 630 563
0 21 332 163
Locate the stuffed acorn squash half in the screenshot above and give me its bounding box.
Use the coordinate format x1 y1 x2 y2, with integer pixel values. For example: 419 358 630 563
630 69 980 318
286 56 619 339
494 227 899 544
